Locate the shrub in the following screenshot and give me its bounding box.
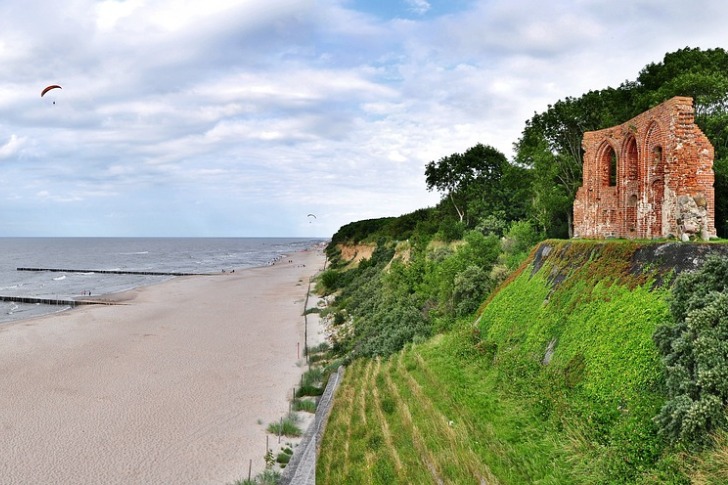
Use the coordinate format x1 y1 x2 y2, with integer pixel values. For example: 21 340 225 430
319 269 341 294
452 264 491 316
256 470 281 485
653 255 728 445
276 451 291 465
380 397 396 415
301 367 324 387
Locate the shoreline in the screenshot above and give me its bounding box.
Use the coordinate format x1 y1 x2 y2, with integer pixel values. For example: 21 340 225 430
0 247 327 484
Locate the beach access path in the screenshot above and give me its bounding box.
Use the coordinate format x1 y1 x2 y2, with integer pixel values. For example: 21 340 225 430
0 248 326 484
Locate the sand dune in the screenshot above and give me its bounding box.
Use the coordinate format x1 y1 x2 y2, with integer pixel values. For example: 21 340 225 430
0 249 326 484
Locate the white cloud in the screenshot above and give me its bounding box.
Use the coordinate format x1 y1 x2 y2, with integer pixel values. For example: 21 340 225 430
0 134 25 159
405 0 431 15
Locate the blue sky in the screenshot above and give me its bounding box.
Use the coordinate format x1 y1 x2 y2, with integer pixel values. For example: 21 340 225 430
352 0 470 19
0 0 726 237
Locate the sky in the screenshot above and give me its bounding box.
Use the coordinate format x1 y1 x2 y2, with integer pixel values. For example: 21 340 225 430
0 0 727 237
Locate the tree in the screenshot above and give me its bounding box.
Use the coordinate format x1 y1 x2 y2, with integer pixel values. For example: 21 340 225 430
425 143 516 226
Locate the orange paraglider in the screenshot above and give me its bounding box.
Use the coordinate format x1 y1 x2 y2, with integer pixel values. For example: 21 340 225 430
41 85 62 97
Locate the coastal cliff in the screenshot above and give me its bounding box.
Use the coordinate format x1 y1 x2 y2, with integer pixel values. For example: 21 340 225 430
318 240 728 484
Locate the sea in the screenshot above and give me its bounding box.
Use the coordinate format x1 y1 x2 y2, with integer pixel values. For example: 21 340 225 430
0 237 326 324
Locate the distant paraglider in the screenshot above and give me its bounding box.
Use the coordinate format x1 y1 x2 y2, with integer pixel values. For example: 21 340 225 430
307 213 316 223
41 85 62 104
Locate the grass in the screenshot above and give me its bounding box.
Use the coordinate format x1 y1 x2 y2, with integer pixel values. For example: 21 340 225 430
318 355 498 484
292 398 317 413
267 413 302 437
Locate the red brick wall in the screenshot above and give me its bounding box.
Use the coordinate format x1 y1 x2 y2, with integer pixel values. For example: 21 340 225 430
573 96 715 239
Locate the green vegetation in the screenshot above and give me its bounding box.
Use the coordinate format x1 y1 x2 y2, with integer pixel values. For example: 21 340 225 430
230 469 282 485
653 255 728 445
292 398 316 413
267 413 302 438
276 450 292 467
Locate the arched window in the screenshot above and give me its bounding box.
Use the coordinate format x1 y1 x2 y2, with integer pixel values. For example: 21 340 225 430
601 144 617 187
625 137 638 180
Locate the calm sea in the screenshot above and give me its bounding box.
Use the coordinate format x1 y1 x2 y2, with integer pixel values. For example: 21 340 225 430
0 237 325 324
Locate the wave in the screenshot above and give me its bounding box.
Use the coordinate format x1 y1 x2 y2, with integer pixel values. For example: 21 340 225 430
53 275 67 281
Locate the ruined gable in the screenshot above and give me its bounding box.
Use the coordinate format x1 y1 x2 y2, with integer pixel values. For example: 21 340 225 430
573 96 715 240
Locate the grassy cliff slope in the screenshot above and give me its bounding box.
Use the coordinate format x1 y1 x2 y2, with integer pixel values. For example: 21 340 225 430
318 240 728 484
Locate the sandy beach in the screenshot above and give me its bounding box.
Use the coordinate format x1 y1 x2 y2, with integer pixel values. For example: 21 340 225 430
0 248 326 484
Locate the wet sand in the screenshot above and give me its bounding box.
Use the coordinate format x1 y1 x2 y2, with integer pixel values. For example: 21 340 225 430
0 248 326 484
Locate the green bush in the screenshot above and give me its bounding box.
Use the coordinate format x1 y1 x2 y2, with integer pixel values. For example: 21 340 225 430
319 269 342 294
276 451 291 465
452 264 490 316
653 255 728 445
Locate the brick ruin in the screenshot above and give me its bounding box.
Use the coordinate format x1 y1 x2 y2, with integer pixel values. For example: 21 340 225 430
573 96 716 240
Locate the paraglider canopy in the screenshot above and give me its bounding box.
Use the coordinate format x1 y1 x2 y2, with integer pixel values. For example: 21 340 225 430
307 213 316 219
41 85 62 97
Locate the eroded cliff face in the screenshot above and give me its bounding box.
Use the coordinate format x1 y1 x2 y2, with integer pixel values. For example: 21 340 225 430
335 243 375 265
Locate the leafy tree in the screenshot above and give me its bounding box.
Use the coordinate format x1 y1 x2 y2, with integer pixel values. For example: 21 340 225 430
425 143 520 226
635 47 728 116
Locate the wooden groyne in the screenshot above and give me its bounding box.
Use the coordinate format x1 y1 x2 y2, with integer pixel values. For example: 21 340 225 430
17 267 204 277
0 295 119 307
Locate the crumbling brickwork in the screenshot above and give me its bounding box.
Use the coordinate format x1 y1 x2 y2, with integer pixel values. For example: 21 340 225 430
573 96 715 240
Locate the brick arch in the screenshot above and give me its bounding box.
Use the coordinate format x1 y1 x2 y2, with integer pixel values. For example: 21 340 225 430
622 135 639 180
621 135 640 235
596 141 618 187
644 121 666 238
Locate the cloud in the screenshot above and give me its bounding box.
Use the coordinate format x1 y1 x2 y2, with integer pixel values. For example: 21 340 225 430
405 0 431 15
0 134 25 159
